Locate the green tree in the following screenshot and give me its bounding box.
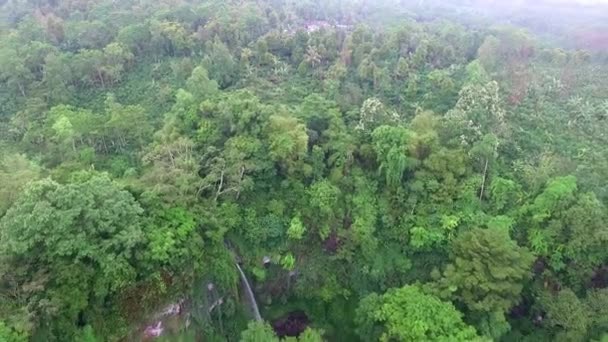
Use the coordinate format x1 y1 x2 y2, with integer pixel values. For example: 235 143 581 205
240 321 279 342
287 215 307 240
347 175 379 259
526 176 608 284
143 207 204 274
150 20 193 56
0 153 41 215
356 285 481 342
203 37 238 88
0 320 27 342
0 173 145 338
185 66 219 100
529 176 578 223
469 133 498 201
445 81 507 146
240 321 324 342
539 288 590 341
267 115 309 174
307 179 341 239
42 52 72 103
372 125 417 188
103 94 153 151
199 136 267 201
587 289 608 338
288 328 324 342
101 42 133 85
64 20 113 50
141 136 200 205
116 23 151 55
437 228 533 315
356 98 396 132
0 39 32 98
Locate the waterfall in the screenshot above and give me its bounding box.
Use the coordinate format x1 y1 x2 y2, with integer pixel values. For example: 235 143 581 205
235 263 262 322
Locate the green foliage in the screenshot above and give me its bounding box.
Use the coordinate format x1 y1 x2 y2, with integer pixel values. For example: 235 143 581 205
0 153 40 215
240 321 325 342
0 173 145 338
0 321 27 342
307 180 340 224
280 253 296 271
78 325 98 342
540 288 590 340
524 176 608 284
372 125 416 188
356 285 481 341
1 0 607 340
291 328 324 342
529 176 577 222
203 37 238 88
240 321 279 342
356 98 395 131
465 60 491 85
267 115 309 173
349 175 379 257
489 177 521 212
144 207 204 273
186 66 219 100
287 216 307 240
437 228 534 315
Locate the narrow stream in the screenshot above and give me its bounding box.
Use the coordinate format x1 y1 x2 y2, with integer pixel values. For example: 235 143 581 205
235 262 262 322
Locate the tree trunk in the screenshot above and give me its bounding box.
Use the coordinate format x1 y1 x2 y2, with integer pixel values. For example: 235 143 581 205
17 81 26 97
235 166 245 200
168 149 176 168
97 69 105 88
102 137 109 154
479 158 489 201
215 170 225 201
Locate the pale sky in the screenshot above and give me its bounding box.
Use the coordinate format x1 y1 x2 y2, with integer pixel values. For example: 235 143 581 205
562 0 608 3
540 0 608 4
486 0 608 4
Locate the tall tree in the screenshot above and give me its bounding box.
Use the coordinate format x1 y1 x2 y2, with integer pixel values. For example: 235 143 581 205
372 125 417 188
0 153 41 215
434 227 533 338
0 173 145 339
356 285 481 341
266 115 309 174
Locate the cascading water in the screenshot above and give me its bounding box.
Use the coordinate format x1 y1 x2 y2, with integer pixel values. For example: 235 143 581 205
140 246 262 340
235 262 262 322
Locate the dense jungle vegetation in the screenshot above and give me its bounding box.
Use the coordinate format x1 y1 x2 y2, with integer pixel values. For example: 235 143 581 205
1 0 608 341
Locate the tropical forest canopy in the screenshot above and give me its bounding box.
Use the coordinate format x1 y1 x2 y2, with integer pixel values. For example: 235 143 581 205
1 0 608 341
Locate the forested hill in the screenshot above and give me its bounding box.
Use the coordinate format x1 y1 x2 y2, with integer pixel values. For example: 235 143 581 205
1 0 608 341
